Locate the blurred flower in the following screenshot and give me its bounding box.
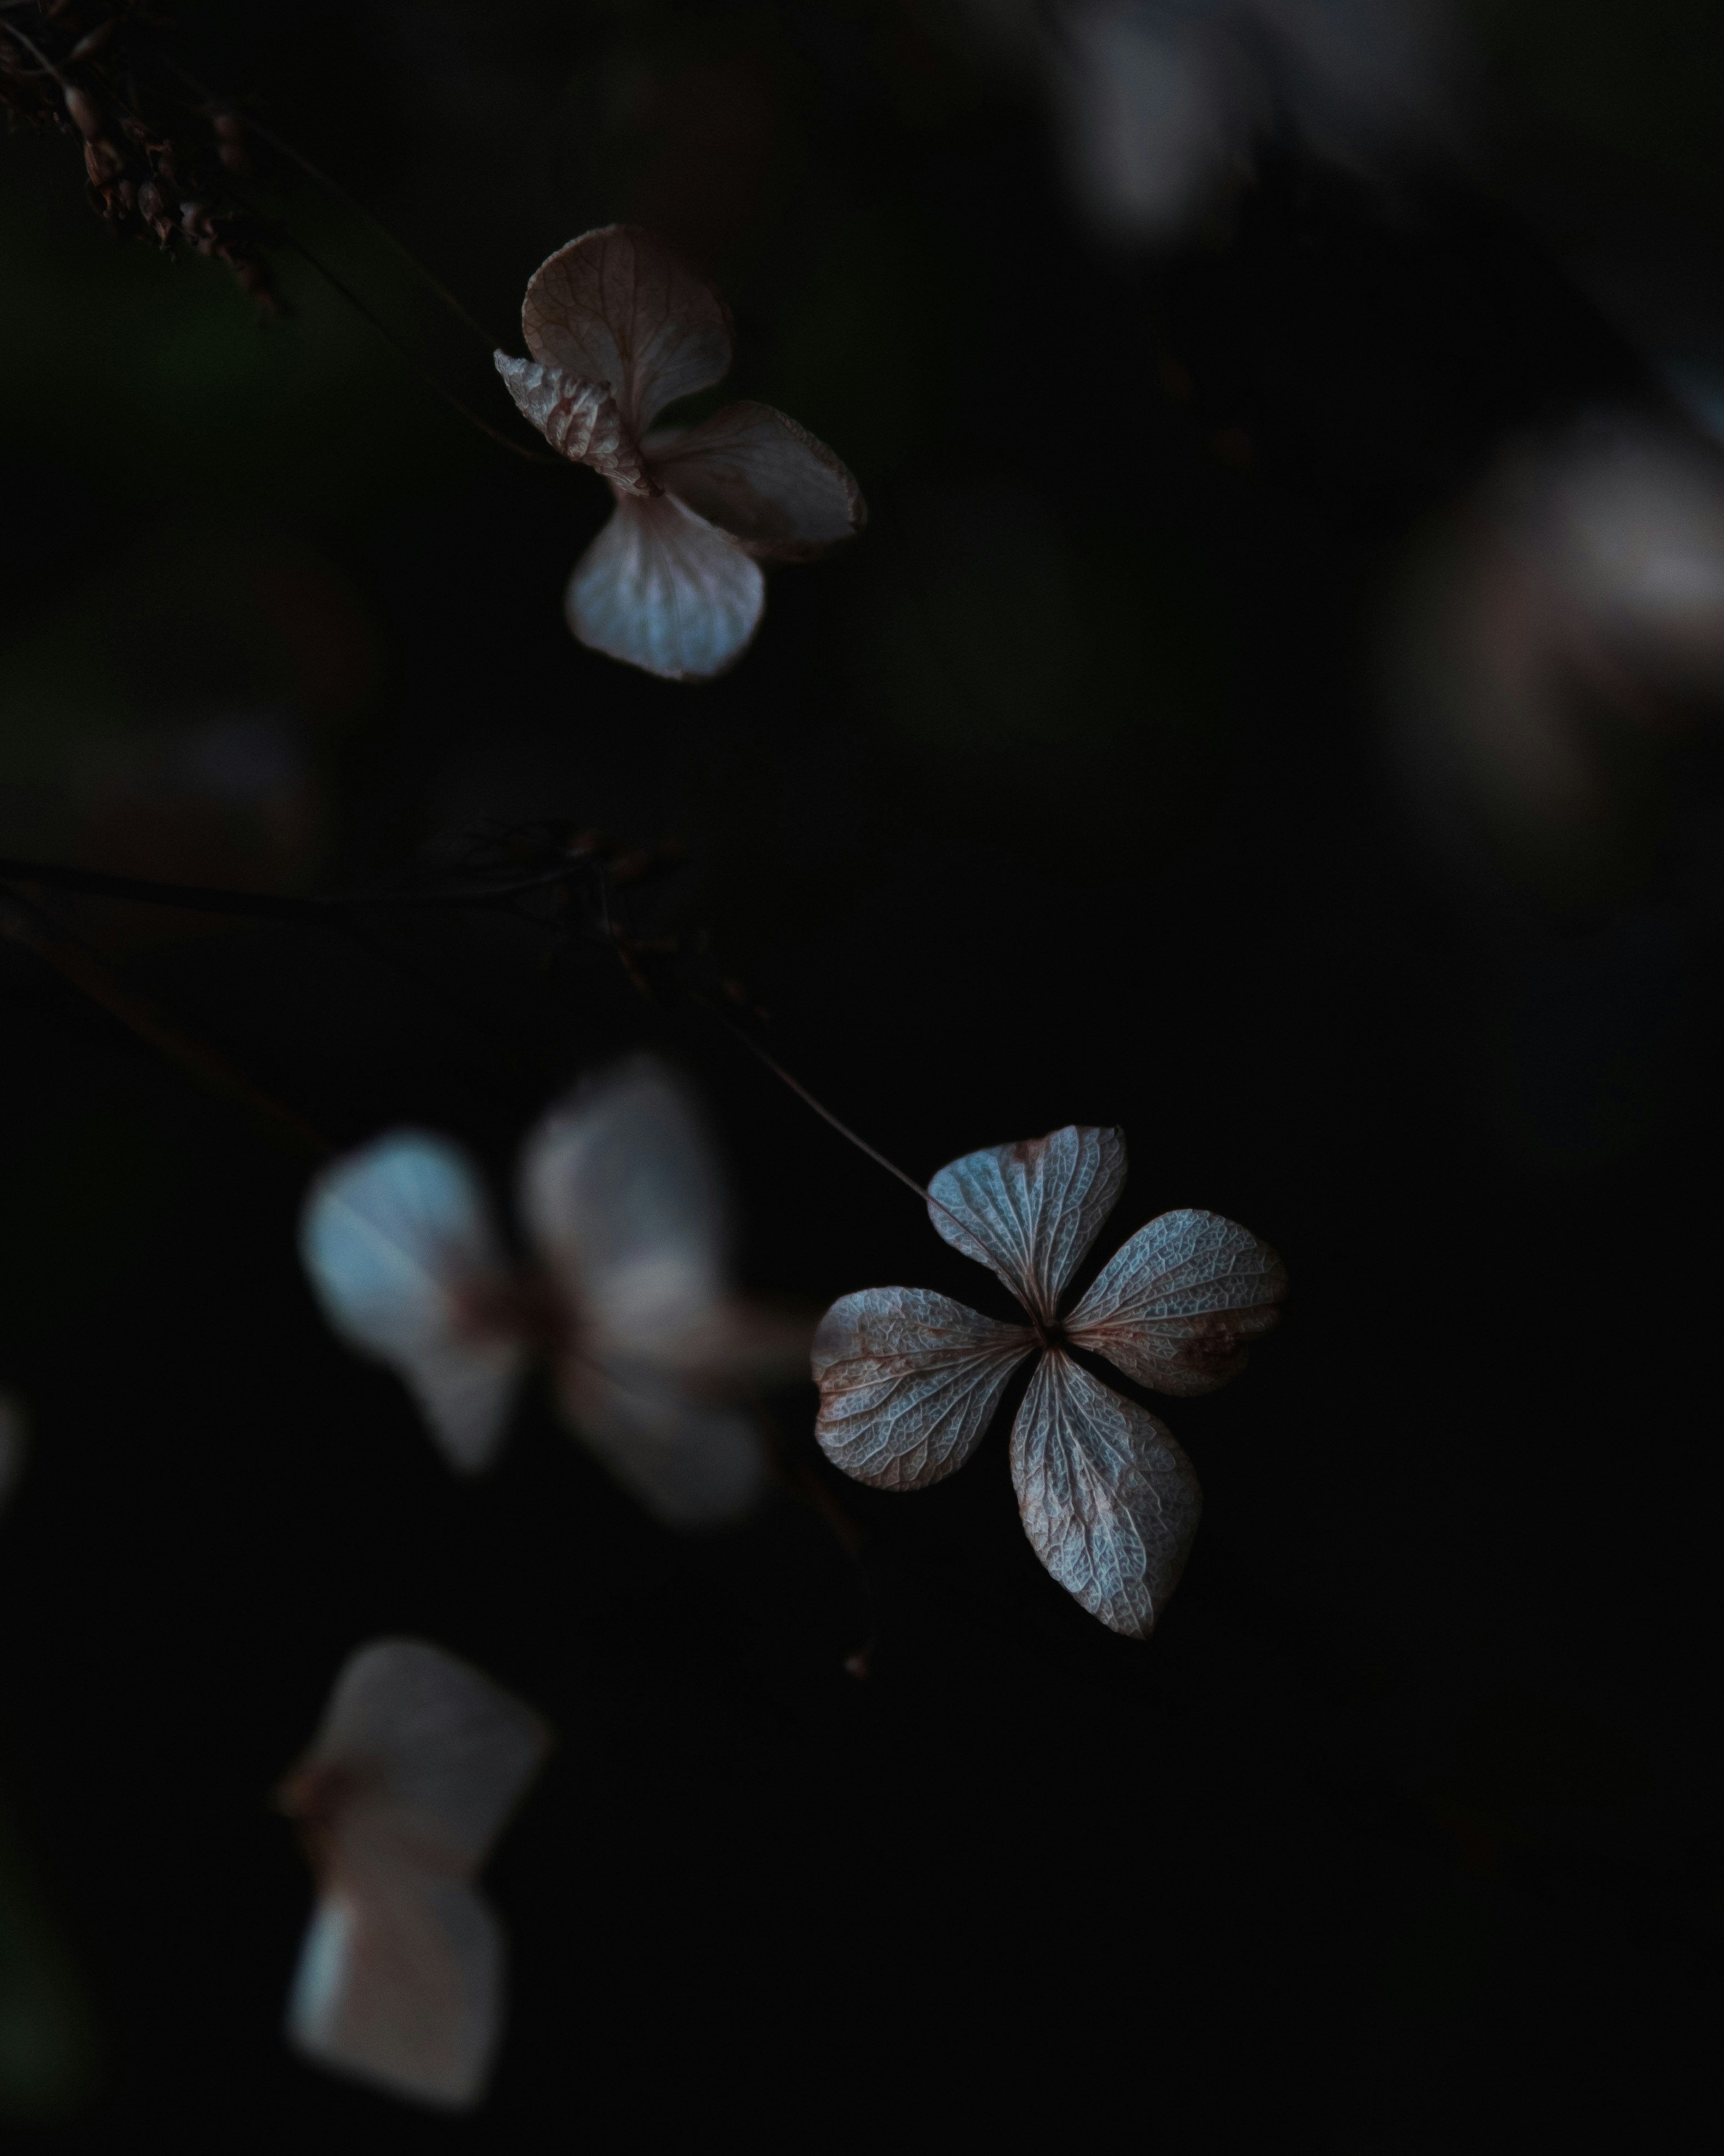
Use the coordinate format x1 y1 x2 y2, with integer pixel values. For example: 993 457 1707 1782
278 1639 548 2110
495 225 865 680
969 0 1457 240
300 1056 799 1527
1384 411 1724 903
813 1124 1284 1636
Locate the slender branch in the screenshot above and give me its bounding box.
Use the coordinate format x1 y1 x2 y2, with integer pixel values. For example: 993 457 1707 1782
713 1013 933 1205
0 856 592 919
0 886 331 1161
154 54 508 352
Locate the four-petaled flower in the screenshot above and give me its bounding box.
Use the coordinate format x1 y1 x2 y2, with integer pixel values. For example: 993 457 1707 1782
813 1124 1286 1637
495 224 865 682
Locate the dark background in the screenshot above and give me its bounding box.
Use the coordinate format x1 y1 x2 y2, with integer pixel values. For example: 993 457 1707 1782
3 2 1722 2145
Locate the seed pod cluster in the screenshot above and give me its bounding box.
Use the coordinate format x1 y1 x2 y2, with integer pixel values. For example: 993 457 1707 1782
1 1 279 308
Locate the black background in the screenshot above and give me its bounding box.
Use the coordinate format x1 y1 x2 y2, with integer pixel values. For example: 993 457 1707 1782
3 3 1722 2146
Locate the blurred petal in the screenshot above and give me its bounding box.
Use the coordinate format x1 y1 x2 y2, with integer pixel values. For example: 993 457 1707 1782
282 1641 548 2110
493 354 651 493
557 1358 765 1529
567 493 763 681
651 402 865 560
812 1286 1034 1490
1010 1352 1201 1639
1066 1208 1286 1396
519 1056 729 1358
286 1876 500 2111
522 225 733 436
928 1125 1127 1322
0 1393 25 1514
299 1135 528 1473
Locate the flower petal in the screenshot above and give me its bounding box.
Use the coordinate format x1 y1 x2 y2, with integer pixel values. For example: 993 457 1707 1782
493 353 651 493
281 1641 547 2109
522 225 733 437
567 492 764 681
812 1287 1034 1491
927 1125 1127 1322
651 401 865 560
556 1359 766 1529
1065 1209 1286 1396
299 1135 528 1474
1010 1351 1201 1639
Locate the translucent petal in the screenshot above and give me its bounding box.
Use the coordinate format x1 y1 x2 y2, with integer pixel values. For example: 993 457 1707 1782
812 1286 1034 1490
299 1135 528 1473
281 1642 547 2110
566 493 764 681
286 1874 501 2111
651 401 865 561
492 353 651 493
555 1358 765 1529
1065 1208 1287 1396
927 1125 1127 1323
519 1057 728 1359
521 224 733 437
295 1640 549 1868
1010 1351 1201 1639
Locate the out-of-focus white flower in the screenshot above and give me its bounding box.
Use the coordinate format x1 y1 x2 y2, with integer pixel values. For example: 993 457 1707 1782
300 1056 797 1528
279 1639 548 2110
495 225 865 680
971 0 1458 240
1384 412 1724 896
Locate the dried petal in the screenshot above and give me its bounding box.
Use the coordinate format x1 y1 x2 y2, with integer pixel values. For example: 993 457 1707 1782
1010 1351 1201 1638
1066 1208 1286 1396
522 225 733 438
566 492 764 681
650 401 866 561
299 1135 528 1474
493 354 652 494
282 1640 548 2110
813 1287 1034 1490
928 1125 1127 1323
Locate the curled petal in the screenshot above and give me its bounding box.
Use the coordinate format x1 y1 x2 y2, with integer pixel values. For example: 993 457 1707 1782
928 1125 1127 1323
1010 1351 1201 1639
299 1135 528 1474
522 225 733 437
493 353 652 494
651 401 866 560
813 1287 1034 1491
567 493 764 681
1066 1208 1286 1397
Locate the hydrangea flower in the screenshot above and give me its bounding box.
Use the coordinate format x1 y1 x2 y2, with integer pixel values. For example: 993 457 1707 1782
495 225 865 680
813 1124 1285 1636
279 1639 548 2109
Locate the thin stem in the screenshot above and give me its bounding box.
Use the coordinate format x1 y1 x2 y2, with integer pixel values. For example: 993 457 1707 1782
0 856 590 918
271 229 560 467
716 1014 932 1205
156 54 508 352
0 887 331 1161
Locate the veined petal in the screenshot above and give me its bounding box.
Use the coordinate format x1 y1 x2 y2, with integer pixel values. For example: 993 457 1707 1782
1010 1351 1201 1639
927 1125 1127 1323
813 1287 1034 1491
651 401 865 560
493 353 652 494
522 225 733 437
567 493 764 681
1065 1208 1286 1397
